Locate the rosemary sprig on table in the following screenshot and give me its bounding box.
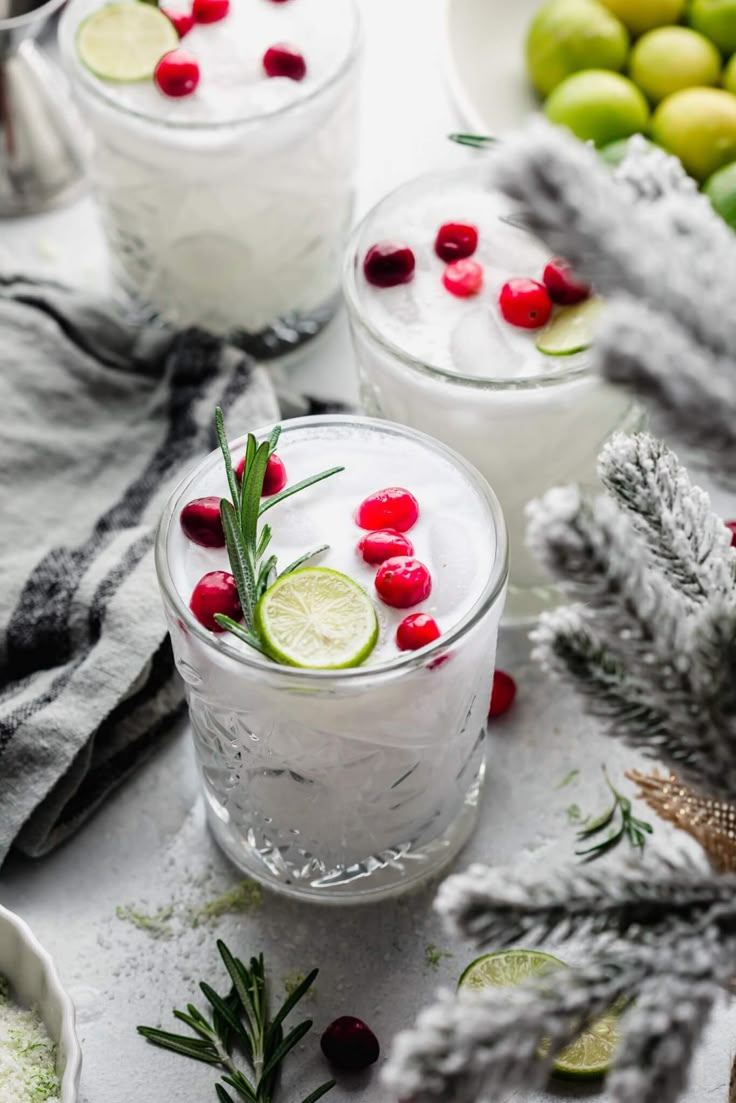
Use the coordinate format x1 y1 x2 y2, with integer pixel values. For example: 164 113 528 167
448 132 497 149
138 940 334 1103
575 769 653 861
212 407 344 654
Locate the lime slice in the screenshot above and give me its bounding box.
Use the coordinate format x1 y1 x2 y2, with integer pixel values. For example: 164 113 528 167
76 2 179 82
458 949 621 1081
536 297 604 356
254 567 379 670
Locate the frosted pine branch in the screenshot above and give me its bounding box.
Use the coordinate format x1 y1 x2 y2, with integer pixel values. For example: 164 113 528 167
435 859 734 949
606 973 720 1103
598 433 736 602
612 134 699 204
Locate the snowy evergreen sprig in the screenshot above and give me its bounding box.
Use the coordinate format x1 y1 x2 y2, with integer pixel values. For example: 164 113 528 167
489 123 736 474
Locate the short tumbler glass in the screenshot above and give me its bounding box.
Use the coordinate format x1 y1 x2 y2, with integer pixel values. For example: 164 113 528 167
344 167 638 623
58 0 362 352
156 416 508 904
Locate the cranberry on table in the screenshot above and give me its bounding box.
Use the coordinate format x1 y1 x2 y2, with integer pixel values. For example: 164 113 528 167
235 453 288 497
435 221 478 263
543 258 591 305
263 43 307 81
363 242 416 288
442 258 484 298
358 529 414 565
161 6 195 36
499 279 552 329
726 521 736 546
489 670 517 718
192 0 229 22
321 1016 380 1072
355 487 419 533
190 571 241 632
180 497 225 548
375 557 431 609
154 50 200 98
396 613 441 651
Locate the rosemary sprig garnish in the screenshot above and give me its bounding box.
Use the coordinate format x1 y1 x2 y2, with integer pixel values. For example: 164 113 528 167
212 408 343 654
575 769 653 861
138 940 334 1103
448 132 497 149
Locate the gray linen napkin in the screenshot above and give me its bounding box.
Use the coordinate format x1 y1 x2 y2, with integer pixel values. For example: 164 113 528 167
0 274 339 865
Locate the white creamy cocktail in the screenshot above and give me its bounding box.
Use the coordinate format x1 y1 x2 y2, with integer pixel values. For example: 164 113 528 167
344 166 637 621
59 0 361 349
156 415 507 902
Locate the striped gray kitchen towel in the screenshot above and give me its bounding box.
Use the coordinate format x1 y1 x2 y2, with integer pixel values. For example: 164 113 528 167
0 274 341 865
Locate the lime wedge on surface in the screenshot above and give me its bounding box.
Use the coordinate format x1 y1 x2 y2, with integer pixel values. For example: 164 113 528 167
536 297 604 356
76 2 178 82
458 949 620 1081
255 567 379 670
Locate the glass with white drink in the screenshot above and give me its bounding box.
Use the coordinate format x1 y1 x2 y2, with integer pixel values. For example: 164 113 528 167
156 415 508 902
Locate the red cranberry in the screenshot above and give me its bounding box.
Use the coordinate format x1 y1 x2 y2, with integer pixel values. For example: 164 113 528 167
235 453 288 497
489 670 516 718
435 221 479 263
180 497 225 548
363 242 416 289
358 529 414 565
499 279 552 329
355 487 419 533
190 572 241 632
397 613 441 651
375 557 431 609
154 50 200 97
543 258 591 305
263 43 307 81
321 1016 380 1072
726 521 736 546
192 0 229 22
161 6 195 36
442 258 484 298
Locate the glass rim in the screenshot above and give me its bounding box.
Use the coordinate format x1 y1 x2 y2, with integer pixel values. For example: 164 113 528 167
2 0 65 29
342 164 594 393
58 0 362 133
155 414 508 686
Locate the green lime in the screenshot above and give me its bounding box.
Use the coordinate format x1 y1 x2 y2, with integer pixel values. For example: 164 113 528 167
598 0 686 35
76 2 178 82
544 69 650 146
724 54 736 95
629 27 721 103
254 567 379 670
525 0 630 97
704 161 736 228
688 0 736 55
536 297 605 355
458 950 621 1081
652 87 736 181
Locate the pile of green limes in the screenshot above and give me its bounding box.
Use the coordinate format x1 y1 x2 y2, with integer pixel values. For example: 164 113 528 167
525 0 736 227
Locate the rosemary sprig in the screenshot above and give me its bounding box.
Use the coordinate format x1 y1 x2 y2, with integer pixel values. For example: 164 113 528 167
212 408 344 654
137 940 334 1103
575 769 653 862
448 132 497 149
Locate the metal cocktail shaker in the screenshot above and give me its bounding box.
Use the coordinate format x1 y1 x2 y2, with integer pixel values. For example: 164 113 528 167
0 0 88 215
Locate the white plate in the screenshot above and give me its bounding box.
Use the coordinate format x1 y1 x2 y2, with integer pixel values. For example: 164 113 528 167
444 0 541 134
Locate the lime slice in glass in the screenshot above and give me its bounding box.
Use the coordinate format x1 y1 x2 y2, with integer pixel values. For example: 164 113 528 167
76 2 179 82
255 567 379 670
458 949 621 1081
536 297 605 356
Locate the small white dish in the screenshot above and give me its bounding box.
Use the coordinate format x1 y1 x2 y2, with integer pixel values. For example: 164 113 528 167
0 904 81 1102
443 0 541 133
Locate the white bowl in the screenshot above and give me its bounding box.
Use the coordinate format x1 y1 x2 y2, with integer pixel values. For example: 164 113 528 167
0 904 81 1102
444 0 541 132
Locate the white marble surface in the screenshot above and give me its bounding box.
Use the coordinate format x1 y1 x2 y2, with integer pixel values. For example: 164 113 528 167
2 3 736 1103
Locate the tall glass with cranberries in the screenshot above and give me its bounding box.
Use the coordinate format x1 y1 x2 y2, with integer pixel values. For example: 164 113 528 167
343 164 639 622
156 413 508 902
59 0 361 351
